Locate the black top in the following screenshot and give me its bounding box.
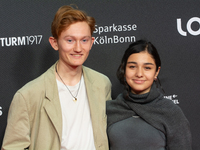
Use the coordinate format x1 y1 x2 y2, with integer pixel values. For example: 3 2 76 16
106 82 192 150
108 116 166 150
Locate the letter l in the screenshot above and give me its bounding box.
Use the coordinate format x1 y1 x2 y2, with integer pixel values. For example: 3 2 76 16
177 18 187 36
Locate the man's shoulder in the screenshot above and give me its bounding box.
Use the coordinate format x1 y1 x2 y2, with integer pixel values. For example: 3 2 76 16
18 64 55 94
83 66 112 89
83 66 109 80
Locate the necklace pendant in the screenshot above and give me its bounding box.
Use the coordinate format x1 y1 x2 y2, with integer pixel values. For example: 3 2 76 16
73 97 77 102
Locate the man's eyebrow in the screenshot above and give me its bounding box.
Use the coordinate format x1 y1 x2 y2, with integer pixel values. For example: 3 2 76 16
64 35 91 38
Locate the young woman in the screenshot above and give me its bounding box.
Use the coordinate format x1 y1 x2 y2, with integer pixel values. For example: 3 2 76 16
106 40 192 150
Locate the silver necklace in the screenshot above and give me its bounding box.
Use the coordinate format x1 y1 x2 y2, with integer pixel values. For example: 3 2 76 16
55 64 82 102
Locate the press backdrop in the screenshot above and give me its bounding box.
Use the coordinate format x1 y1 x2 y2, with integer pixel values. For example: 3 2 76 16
0 0 200 149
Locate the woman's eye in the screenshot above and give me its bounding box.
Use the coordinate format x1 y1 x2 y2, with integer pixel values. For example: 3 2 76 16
129 66 135 68
145 67 151 70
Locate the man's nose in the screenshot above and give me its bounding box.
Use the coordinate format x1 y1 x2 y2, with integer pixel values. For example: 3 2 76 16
74 41 82 52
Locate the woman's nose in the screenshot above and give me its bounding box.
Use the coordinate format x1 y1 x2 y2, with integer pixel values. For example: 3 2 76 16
136 68 143 77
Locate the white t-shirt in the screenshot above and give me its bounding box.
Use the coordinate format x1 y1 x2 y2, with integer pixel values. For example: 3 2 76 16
56 75 96 150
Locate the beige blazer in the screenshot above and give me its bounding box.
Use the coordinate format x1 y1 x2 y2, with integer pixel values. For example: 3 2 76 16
2 63 112 150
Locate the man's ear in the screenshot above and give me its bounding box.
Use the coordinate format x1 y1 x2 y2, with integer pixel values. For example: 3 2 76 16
91 37 95 45
89 37 95 51
49 36 58 51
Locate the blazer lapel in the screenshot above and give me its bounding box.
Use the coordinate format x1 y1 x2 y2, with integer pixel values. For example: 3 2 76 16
43 63 62 142
83 66 101 141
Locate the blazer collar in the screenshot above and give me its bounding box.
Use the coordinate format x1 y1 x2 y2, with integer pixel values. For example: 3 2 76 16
43 62 62 143
42 64 102 143
83 66 102 140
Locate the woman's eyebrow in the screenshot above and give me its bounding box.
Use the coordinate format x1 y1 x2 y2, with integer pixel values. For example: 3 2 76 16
127 62 154 65
127 61 137 64
144 63 154 65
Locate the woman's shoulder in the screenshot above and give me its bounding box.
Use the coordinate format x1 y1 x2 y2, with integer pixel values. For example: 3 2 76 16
159 96 180 108
158 97 188 119
106 93 129 111
107 93 123 103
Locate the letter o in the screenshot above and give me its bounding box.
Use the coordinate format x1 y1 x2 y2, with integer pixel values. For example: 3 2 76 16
0 106 2 116
187 17 200 36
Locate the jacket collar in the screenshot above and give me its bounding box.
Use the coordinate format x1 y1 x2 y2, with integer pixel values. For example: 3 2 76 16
43 64 101 143
82 66 102 141
43 62 62 143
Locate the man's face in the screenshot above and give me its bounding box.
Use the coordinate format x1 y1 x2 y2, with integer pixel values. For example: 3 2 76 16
52 21 94 68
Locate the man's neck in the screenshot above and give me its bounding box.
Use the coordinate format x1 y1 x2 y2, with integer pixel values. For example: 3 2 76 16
55 61 83 86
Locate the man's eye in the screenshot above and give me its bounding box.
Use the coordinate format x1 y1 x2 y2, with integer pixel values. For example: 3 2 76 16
65 38 74 43
82 39 88 42
67 39 73 42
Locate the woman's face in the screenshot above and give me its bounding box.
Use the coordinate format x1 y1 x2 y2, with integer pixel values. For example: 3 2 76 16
125 51 160 95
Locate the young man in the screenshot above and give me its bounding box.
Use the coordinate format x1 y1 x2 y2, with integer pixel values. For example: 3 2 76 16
2 5 111 150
